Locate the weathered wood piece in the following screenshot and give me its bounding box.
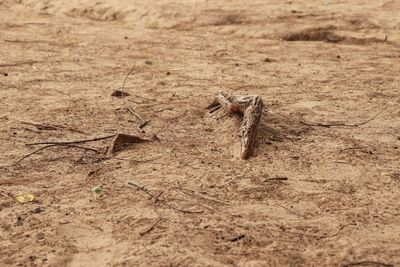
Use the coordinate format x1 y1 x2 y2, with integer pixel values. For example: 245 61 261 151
208 92 263 159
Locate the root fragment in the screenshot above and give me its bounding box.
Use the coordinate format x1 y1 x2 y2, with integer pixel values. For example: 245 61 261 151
208 91 264 159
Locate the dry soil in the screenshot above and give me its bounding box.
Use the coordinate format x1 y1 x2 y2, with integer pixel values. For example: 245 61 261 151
1 0 400 266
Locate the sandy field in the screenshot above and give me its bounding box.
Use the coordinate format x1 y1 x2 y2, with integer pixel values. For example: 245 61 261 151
1 0 400 266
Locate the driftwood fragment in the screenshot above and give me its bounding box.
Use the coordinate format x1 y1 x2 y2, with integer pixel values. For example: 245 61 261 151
107 133 148 155
208 91 263 159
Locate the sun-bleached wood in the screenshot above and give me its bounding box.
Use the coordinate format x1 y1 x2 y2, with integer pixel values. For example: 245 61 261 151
208 92 263 159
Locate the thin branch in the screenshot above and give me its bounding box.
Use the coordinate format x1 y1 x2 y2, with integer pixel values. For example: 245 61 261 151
126 106 145 123
128 181 155 199
122 65 135 94
119 66 149 128
4 39 53 43
0 60 40 67
19 120 85 134
139 120 151 129
162 202 204 214
342 261 393 267
175 183 227 205
300 106 388 128
56 144 100 153
13 144 99 166
278 204 310 219
265 177 288 181
281 223 355 239
195 203 216 213
153 191 163 204
139 217 161 235
93 155 162 164
26 134 116 146
128 180 163 235
13 145 56 166
127 181 204 214
20 121 59 130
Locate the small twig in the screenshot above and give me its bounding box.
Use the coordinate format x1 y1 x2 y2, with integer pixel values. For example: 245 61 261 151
19 121 60 130
4 39 53 43
54 144 100 153
121 66 135 95
228 234 245 242
300 106 388 128
120 66 149 128
342 261 393 267
126 106 145 123
0 60 40 67
139 217 161 235
127 181 155 199
279 223 355 239
176 183 227 205
94 155 162 164
196 203 216 213
26 134 116 146
13 144 99 166
139 120 151 129
340 146 368 151
127 181 204 214
265 177 288 181
208 105 221 114
13 145 56 166
154 191 163 204
139 209 162 236
44 144 96 153
278 204 310 219
19 121 85 134
128 185 163 236
163 202 204 214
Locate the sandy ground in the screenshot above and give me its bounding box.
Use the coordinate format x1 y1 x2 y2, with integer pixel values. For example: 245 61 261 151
1 0 400 266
